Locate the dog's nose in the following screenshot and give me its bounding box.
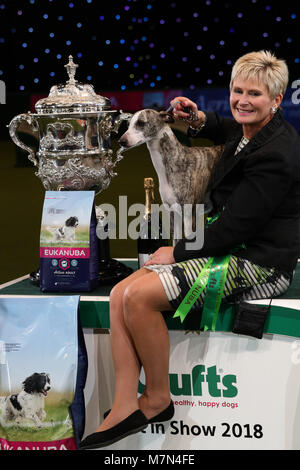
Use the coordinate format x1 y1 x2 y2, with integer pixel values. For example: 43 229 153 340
118 137 128 147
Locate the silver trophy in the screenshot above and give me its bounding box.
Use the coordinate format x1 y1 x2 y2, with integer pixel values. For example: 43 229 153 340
8 55 133 284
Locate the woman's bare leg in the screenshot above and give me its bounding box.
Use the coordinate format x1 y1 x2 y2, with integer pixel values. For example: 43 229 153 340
123 272 172 419
96 269 173 432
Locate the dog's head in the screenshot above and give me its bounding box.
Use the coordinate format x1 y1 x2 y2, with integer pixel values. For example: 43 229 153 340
65 216 79 227
23 373 51 396
118 109 174 148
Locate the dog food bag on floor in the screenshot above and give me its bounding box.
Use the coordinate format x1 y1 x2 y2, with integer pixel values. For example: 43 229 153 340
0 296 87 451
40 191 99 292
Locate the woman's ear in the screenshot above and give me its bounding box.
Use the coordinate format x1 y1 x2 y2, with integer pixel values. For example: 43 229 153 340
275 93 283 108
159 111 175 123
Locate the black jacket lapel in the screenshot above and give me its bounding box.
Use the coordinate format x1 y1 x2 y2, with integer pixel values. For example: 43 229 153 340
209 110 285 190
209 132 242 189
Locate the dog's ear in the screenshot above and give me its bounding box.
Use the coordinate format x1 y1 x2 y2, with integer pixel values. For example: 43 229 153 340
159 111 175 124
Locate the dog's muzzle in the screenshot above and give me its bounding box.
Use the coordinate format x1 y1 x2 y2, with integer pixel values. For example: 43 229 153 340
118 137 129 147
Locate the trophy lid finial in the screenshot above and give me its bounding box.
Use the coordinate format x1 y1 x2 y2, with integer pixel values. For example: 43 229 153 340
64 55 78 85
35 54 111 113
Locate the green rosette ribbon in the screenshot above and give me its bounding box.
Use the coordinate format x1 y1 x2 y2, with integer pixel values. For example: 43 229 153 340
200 255 231 331
173 258 213 323
173 255 231 331
173 207 244 330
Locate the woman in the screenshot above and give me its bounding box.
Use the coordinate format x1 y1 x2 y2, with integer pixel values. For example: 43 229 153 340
80 51 300 449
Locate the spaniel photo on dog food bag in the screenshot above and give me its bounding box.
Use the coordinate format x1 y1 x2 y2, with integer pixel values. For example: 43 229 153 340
0 296 86 450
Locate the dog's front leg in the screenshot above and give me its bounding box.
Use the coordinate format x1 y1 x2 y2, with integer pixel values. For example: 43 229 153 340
32 414 43 428
170 211 174 245
171 204 183 246
25 411 43 428
37 408 47 421
183 208 193 239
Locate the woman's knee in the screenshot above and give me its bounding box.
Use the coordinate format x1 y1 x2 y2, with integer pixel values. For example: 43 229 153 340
110 282 124 307
123 281 146 324
123 280 139 306
109 274 146 322
123 273 170 324
110 268 151 305
109 279 131 325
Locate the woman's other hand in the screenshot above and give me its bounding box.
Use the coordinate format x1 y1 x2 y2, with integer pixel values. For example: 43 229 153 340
143 247 175 266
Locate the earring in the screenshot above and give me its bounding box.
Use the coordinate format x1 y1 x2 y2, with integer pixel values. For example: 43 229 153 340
271 106 278 114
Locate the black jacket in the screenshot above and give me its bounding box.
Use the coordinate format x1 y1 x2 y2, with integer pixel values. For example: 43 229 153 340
173 110 300 274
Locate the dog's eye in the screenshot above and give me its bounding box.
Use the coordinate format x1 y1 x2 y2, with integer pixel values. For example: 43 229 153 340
136 119 146 128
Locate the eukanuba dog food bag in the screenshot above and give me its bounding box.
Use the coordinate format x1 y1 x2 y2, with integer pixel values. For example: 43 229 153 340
40 191 99 292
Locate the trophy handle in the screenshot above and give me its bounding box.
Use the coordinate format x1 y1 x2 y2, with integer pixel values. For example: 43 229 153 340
8 113 39 167
113 111 132 133
98 111 132 141
110 111 133 171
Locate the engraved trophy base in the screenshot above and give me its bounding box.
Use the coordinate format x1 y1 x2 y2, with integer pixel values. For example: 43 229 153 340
98 258 133 285
96 209 134 285
29 269 41 286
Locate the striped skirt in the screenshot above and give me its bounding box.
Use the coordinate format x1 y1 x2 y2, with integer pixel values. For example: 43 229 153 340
145 256 292 314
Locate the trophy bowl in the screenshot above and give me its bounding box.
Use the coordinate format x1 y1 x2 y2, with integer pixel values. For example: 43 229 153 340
8 55 133 285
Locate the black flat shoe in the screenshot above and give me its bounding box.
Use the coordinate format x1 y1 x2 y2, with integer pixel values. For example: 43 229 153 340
103 401 174 424
79 410 148 450
148 400 174 423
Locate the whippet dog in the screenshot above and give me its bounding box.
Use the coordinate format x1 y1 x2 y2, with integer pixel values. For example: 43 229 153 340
119 109 223 243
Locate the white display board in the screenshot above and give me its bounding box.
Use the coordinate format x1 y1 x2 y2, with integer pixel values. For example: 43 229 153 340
83 329 300 450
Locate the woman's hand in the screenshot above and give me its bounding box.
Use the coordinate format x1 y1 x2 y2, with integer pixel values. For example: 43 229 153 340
170 96 198 118
143 247 175 266
169 96 205 127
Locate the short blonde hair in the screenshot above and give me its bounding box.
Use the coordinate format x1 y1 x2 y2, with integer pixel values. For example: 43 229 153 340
230 50 289 99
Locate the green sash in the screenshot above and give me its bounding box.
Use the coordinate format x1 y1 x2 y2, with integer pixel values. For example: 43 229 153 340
173 208 245 331
173 255 231 331
173 258 213 323
200 255 231 331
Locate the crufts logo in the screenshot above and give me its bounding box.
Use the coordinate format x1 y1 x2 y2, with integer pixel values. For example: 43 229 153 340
0 80 5 104
139 364 238 398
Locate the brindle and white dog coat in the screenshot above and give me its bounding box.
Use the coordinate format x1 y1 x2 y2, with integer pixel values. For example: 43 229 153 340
119 109 223 241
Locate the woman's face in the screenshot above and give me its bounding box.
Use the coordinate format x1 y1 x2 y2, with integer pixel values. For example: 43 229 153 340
230 76 282 138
